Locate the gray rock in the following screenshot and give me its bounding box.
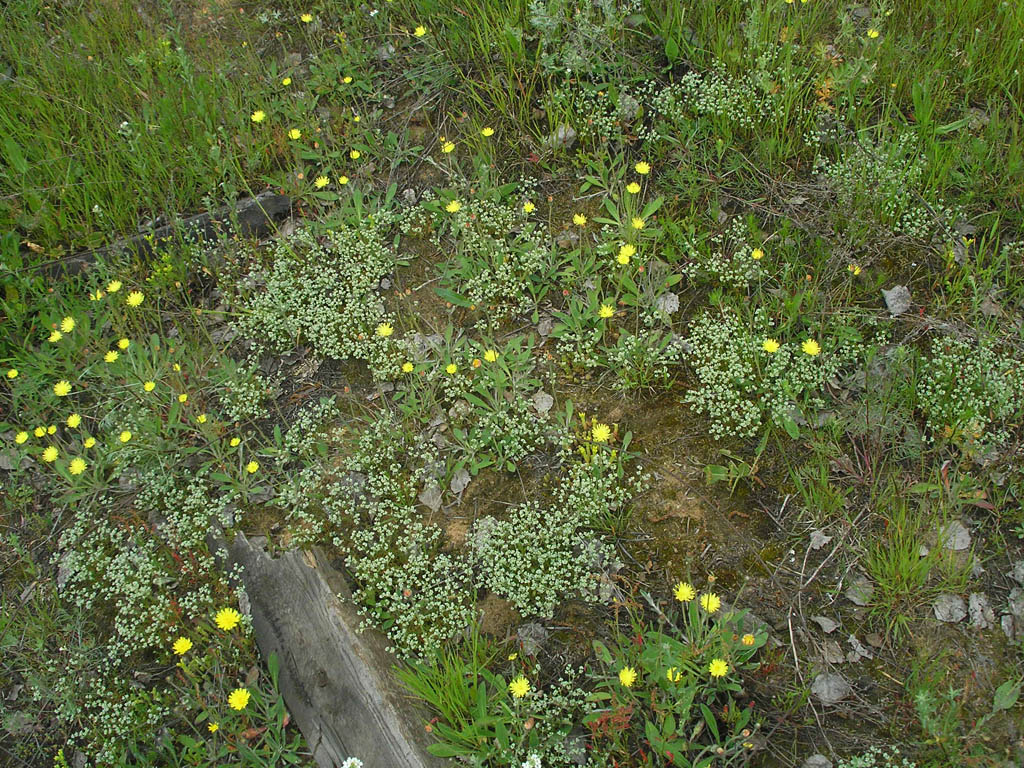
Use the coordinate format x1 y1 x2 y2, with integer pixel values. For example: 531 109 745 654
417 480 442 512
531 390 554 416
811 616 840 634
1008 587 1024 619
803 755 833 768
846 634 873 662
845 574 874 606
968 593 994 629
449 467 471 496
811 673 852 705
655 291 679 316
821 640 845 665
933 593 967 623
882 284 912 316
516 622 548 656
1008 561 1024 586
537 317 554 337
545 124 577 149
809 530 833 550
939 520 971 551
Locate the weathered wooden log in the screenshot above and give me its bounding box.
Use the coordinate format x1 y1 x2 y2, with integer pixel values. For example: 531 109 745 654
37 191 291 277
221 533 446 768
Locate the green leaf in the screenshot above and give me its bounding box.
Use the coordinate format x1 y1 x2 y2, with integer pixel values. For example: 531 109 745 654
434 286 474 308
781 414 800 439
993 679 1021 712
664 36 680 62
699 703 719 741
427 742 472 758
3 137 28 174
593 639 613 665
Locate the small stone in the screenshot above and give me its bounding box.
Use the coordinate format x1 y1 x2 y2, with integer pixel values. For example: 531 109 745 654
531 390 554 416
1008 587 1024 619
865 632 884 648
537 317 554 337
417 480 442 512
517 622 548 656
933 593 967 623
811 616 840 634
809 530 833 550
821 640 845 665
845 575 874 606
882 284 912 316
449 467 471 496
846 634 873 662
655 292 679 316
802 755 833 768
968 593 994 630
811 673 852 705
939 520 971 551
1007 561 1024 586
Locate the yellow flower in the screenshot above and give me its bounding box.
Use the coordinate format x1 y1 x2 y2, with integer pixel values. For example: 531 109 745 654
118 338 130 350
598 304 615 319
626 182 641 194
215 607 241 630
60 316 75 333
445 363 458 375
6 368 17 379
173 363 181 372
618 243 636 265
288 128 302 140
314 175 330 189
281 77 292 86
178 393 188 403
573 213 587 226
762 338 780 353
172 637 193 655
523 201 535 213
741 633 756 646
15 431 29 444
376 323 394 337
483 349 498 363
401 361 414 373
867 28 879 39
68 456 87 476
300 13 313 22
631 216 645 230
251 110 266 123
352 115 361 122
441 141 455 154
42 446 59 463
230 437 241 447
508 676 530 698
89 290 104 301
47 425 56 435
343 76 353 84
666 666 682 682
126 291 144 307
104 350 119 363
208 722 219 733
751 248 764 260
106 280 122 293
481 127 494 137
245 460 259 474
53 380 71 397
350 149 361 160
618 667 637 687
119 430 132 443
34 427 45 438
848 264 862 276
802 339 821 356
445 200 462 213
143 381 156 392
228 688 251 711
48 330 62 342
674 581 696 602
338 175 349 185
414 25 427 37
709 658 729 678
635 161 651 175
66 413 82 428
700 593 721 613
591 422 611 443
83 437 96 448
197 414 207 424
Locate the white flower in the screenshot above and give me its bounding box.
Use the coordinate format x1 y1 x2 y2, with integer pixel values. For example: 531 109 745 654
341 759 363 768
522 754 542 768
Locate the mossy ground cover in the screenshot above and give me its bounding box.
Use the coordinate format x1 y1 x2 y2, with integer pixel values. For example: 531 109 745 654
2 1 1023 766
